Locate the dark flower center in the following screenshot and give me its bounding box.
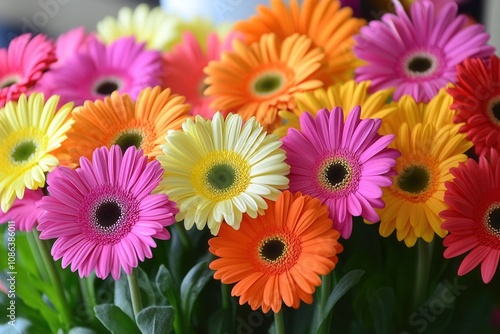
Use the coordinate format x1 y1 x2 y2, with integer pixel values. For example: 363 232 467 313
11 141 37 163
114 131 143 153
407 56 433 73
96 80 119 95
485 204 500 234
0 77 17 89
488 100 500 122
252 72 284 96
398 165 430 194
207 164 235 190
259 237 286 263
95 201 122 229
326 162 349 187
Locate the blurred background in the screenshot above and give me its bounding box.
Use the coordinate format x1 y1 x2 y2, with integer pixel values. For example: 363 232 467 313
0 0 498 49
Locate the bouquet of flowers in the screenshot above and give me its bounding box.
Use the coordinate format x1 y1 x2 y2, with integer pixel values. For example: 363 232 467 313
1 0 499 333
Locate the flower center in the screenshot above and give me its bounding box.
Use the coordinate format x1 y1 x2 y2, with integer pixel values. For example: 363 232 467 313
403 52 438 78
487 98 500 125
0 75 18 89
484 203 500 236
191 151 251 202
93 77 122 96
250 71 286 97
259 237 287 263
397 165 430 194
95 201 122 228
316 155 358 196
11 140 37 163
113 130 143 153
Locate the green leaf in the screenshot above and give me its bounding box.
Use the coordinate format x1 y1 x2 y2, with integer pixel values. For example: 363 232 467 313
135 268 156 306
94 304 140 334
317 270 365 331
114 274 134 320
155 265 177 305
208 308 233 334
369 287 395 334
136 306 175 334
180 261 212 322
68 327 98 334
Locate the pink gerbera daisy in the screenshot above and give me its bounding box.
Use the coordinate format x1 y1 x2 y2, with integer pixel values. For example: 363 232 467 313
354 0 494 102
441 149 500 284
162 32 241 118
52 27 95 68
37 36 162 107
37 145 178 280
0 33 55 107
0 189 44 231
281 107 400 239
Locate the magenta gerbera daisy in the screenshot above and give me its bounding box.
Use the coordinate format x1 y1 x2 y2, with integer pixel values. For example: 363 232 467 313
441 149 500 283
37 36 162 107
0 33 55 107
52 27 94 68
37 145 178 280
281 107 400 239
0 189 44 231
162 31 241 118
354 0 494 102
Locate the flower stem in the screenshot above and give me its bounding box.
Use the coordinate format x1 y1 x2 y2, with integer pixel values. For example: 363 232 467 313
32 230 72 328
175 223 191 249
80 274 97 323
221 282 230 310
274 310 285 334
316 272 333 334
127 269 143 321
414 239 432 309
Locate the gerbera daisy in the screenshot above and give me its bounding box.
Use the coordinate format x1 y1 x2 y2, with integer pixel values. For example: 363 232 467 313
0 189 44 231
37 145 178 280
157 112 290 235
375 119 471 247
234 0 365 85
0 34 55 107
354 0 494 102
209 190 343 313
441 150 500 283
97 3 180 51
448 55 500 158
52 27 94 68
274 80 396 137
163 31 241 118
0 93 74 213
57 87 190 167
281 107 400 239
36 36 162 107
204 33 324 130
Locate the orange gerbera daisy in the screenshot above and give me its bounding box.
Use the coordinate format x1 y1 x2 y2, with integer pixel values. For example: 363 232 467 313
204 33 324 130
209 190 343 313
58 86 191 166
234 0 365 85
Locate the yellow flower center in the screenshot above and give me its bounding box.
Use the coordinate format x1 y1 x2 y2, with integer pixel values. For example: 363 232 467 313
0 127 46 175
191 151 251 202
391 154 438 203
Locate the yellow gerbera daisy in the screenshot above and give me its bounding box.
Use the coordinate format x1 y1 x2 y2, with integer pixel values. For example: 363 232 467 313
234 0 365 85
96 4 180 51
0 93 74 212
204 33 324 130
372 94 472 246
57 86 191 167
156 112 290 235
274 80 396 137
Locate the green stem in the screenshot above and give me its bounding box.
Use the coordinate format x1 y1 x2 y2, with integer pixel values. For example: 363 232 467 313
221 282 230 310
175 223 191 249
26 230 48 281
32 230 72 328
80 274 97 323
274 310 285 334
316 272 333 334
414 239 432 309
127 269 143 321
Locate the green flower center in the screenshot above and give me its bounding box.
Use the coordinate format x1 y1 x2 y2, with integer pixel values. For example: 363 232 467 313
485 203 500 235
397 165 430 194
252 72 285 97
114 131 143 153
95 201 122 229
0 77 18 89
207 164 235 190
11 140 37 163
259 237 287 263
